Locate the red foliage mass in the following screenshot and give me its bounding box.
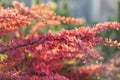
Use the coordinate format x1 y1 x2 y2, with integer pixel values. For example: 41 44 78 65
0 1 120 80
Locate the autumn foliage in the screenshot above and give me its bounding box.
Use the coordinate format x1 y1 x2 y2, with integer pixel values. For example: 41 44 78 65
0 1 120 80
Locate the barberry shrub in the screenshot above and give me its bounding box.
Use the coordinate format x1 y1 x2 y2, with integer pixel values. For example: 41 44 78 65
0 1 120 80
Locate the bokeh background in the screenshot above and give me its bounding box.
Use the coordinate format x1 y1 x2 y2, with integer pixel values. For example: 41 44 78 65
1 0 118 24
